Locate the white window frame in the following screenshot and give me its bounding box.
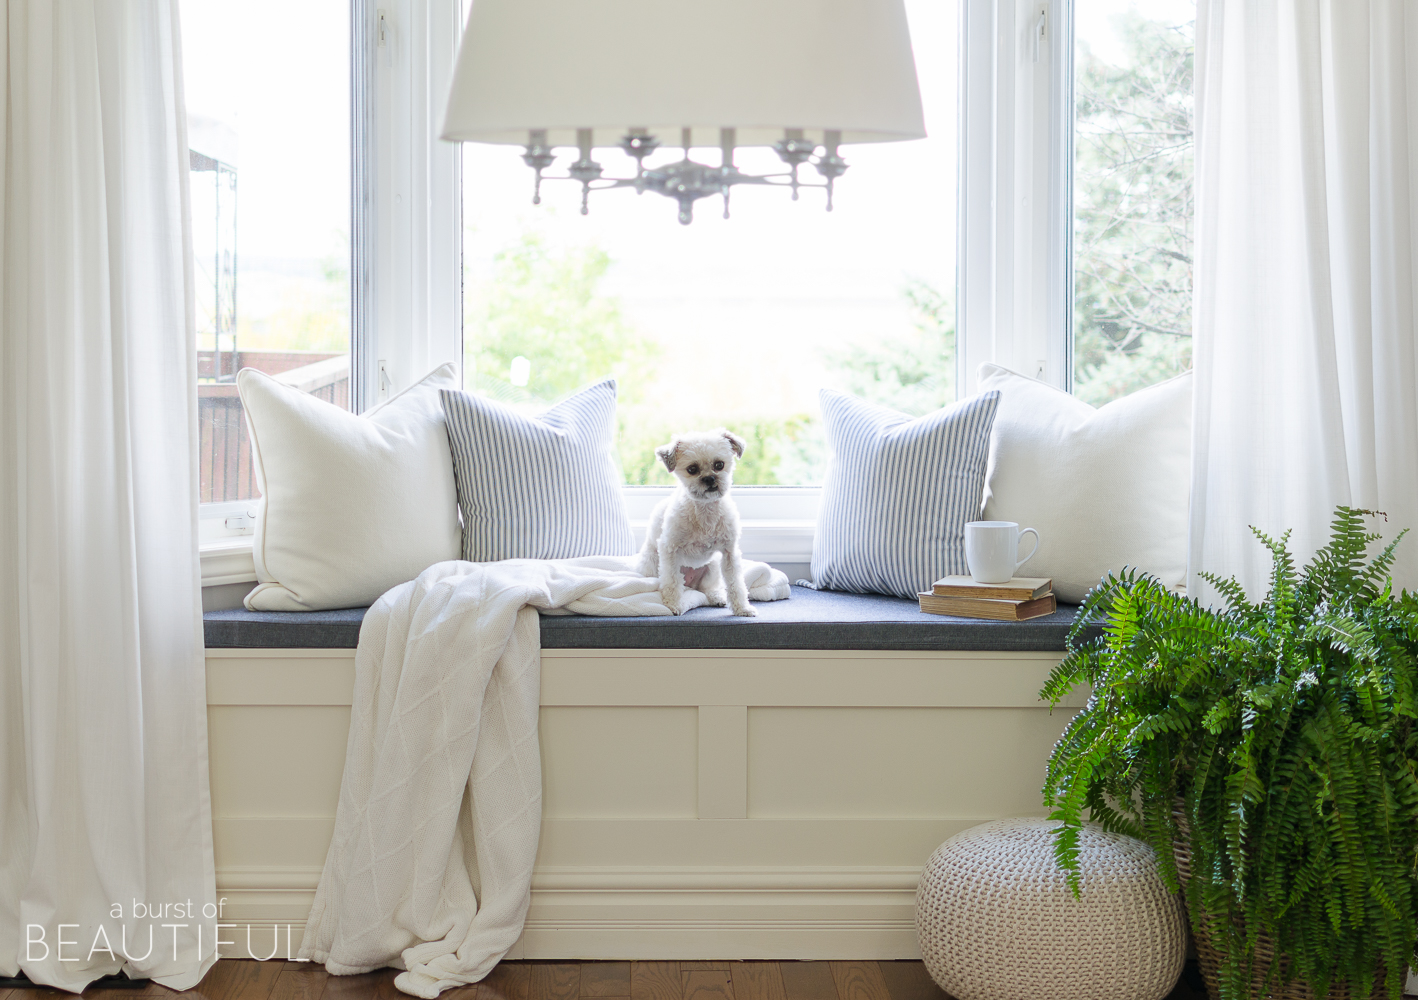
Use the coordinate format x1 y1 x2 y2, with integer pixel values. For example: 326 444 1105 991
354 0 463 408
957 0 1073 397
199 0 1074 585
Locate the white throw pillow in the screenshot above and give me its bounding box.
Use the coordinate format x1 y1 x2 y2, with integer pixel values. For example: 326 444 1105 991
239 363 463 611
978 363 1191 604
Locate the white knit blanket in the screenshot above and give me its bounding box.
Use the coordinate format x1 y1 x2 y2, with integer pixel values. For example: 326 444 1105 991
297 554 790 998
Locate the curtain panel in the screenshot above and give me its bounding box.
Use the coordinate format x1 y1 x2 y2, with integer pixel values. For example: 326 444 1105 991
1190 0 1418 599
0 0 217 990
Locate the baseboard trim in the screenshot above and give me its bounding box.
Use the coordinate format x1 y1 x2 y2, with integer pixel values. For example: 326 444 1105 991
214 865 926 961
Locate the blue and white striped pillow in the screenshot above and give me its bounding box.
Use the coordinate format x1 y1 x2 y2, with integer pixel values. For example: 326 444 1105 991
810 389 1001 598
440 379 635 562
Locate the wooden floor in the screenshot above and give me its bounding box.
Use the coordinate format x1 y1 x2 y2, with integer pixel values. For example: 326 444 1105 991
0 959 1209 1000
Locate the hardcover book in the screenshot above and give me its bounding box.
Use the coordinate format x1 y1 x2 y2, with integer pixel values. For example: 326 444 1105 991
917 592 1058 621
930 575 1053 602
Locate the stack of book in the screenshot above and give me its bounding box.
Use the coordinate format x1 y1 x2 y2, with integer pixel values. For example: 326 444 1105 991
918 575 1056 621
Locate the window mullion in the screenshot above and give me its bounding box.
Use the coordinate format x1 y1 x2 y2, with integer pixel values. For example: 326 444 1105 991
351 0 378 413
361 0 463 409
957 0 1071 395
1046 0 1074 394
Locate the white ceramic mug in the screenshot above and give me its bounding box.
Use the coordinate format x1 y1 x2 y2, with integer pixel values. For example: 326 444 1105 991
964 521 1040 584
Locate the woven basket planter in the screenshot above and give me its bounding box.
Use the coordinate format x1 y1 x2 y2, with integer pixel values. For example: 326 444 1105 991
1171 805 1386 1000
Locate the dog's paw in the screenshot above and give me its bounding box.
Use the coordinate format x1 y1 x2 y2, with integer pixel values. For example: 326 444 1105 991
731 605 758 618
663 596 685 616
704 590 728 607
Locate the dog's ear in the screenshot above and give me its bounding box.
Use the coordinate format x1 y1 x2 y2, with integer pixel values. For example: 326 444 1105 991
655 439 679 472
723 430 746 458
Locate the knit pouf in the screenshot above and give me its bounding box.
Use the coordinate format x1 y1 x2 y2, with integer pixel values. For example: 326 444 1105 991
915 818 1186 1000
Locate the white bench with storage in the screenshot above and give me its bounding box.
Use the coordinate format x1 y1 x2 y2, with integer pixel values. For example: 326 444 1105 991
203 587 1091 961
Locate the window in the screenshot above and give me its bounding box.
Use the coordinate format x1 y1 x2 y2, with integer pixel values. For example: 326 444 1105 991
185 0 1192 554
181 0 352 506
1072 0 1195 403
458 0 958 487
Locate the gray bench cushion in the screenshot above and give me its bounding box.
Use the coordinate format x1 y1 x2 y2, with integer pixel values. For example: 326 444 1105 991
203 585 1097 651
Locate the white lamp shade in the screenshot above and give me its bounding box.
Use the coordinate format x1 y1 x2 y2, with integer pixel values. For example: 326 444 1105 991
441 0 926 148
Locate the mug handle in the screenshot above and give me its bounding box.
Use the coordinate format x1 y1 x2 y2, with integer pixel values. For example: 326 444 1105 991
1016 528 1040 571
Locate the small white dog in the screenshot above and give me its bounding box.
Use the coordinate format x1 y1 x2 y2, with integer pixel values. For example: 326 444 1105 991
636 428 757 617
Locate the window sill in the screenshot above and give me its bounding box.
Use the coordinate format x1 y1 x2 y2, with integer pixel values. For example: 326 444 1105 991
201 538 261 587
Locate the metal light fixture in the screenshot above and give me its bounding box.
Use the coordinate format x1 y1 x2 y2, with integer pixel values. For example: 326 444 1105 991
441 0 927 225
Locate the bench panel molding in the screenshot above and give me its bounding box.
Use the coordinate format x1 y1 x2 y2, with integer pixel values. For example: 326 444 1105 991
207 647 1073 958
206 647 1085 708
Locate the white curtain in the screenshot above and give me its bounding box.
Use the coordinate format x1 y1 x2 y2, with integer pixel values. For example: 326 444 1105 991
0 1 217 991
1190 0 1418 600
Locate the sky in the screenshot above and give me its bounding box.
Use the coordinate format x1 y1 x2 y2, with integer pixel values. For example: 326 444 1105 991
179 0 351 264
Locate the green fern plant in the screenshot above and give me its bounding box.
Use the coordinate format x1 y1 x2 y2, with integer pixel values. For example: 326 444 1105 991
1042 507 1418 999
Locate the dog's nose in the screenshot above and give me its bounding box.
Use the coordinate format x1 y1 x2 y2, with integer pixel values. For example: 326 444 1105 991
701 475 717 489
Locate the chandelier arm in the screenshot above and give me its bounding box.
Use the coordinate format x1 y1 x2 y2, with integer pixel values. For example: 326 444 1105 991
517 147 841 221
528 171 834 189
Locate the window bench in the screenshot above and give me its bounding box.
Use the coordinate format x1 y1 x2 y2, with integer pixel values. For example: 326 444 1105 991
203 586 1094 961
